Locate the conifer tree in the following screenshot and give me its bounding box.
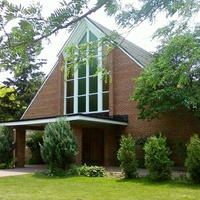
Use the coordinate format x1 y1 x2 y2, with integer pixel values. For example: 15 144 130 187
40 118 78 170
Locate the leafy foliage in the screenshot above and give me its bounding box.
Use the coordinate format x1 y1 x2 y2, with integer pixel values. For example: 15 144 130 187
0 86 16 122
131 27 200 120
67 164 105 177
114 0 200 31
144 134 173 181
0 126 15 169
44 167 67 177
40 118 78 170
185 134 200 183
0 1 46 122
26 131 44 164
117 134 138 179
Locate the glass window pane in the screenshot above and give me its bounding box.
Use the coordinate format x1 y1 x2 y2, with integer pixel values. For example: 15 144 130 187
67 80 74 97
89 76 97 93
78 96 86 112
79 33 87 45
78 63 86 77
78 78 86 95
66 98 73 114
103 80 109 91
89 58 97 75
89 94 97 111
89 31 97 42
103 93 109 110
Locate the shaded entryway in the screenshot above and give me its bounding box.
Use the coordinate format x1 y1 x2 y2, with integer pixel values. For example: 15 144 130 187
82 128 104 166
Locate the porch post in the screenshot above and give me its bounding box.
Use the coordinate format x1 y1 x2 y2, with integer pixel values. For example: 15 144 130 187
72 126 82 165
14 127 26 167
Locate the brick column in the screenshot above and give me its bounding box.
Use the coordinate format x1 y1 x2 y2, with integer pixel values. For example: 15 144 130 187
14 127 26 167
72 126 82 165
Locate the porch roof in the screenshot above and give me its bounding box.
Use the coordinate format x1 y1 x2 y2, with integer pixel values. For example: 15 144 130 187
0 114 128 130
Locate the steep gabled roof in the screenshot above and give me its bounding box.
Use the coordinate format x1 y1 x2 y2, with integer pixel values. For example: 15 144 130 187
20 17 150 120
58 17 151 67
87 18 151 67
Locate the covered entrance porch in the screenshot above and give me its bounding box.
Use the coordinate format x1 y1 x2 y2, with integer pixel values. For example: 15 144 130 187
1 115 127 167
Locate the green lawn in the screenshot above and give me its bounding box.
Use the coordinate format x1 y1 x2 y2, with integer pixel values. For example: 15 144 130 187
0 174 200 200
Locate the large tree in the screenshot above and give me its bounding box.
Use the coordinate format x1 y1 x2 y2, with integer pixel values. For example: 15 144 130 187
0 0 199 122
0 3 46 121
1 0 199 55
131 26 200 120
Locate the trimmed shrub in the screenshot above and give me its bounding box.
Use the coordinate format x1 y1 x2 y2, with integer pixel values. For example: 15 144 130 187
40 118 78 170
26 131 44 164
85 166 105 177
144 134 173 181
117 134 138 179
68 164 105 177
0 126 15 169
185 134 200 183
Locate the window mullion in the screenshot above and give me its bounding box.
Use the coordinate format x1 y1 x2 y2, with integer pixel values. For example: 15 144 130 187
98 45 102 112
86 29 89 113
74 59 78 114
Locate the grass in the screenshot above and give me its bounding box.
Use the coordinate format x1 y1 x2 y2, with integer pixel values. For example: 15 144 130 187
0 174 200 200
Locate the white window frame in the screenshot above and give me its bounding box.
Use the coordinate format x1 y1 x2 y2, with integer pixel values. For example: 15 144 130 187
64 25 109 115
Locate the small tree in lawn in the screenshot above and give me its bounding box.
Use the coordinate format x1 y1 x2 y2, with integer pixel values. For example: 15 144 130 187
144 134 173 181
40 118 78 170
0 126 15 169
117 134 138 179
185 134 200 184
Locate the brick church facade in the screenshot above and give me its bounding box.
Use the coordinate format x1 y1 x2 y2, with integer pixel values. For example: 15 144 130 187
1 18 199 167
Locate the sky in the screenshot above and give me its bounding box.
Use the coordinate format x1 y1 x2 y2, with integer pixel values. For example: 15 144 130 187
0 0 197 82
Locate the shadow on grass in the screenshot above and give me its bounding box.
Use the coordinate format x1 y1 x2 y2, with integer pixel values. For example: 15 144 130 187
116 177 200 190
31 170 200 191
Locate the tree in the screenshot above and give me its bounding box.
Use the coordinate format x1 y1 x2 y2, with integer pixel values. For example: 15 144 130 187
131 26 200 120
40 118 78 170
0 3 46 121
0 126 15 169
0 0 199 122
1 0 199 57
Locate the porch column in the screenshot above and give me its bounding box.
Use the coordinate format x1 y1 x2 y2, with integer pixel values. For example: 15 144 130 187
14 127 26 167
72 126 82 165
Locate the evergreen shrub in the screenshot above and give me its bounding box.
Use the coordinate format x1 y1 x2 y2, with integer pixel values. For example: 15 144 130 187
0 126 15 169
144 133 173 181
117 134 138 179
185 134 200 183
40 118 78 170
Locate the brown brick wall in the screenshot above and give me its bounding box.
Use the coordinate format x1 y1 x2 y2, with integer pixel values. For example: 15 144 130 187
19 45 200 167
108 47 200 165
22 55 65 119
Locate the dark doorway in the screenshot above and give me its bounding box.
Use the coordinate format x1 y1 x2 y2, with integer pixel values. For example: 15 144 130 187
82 128 104 166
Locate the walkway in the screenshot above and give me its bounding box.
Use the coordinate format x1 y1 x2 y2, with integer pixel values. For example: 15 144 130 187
0 165 47 177
0 165 188 178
